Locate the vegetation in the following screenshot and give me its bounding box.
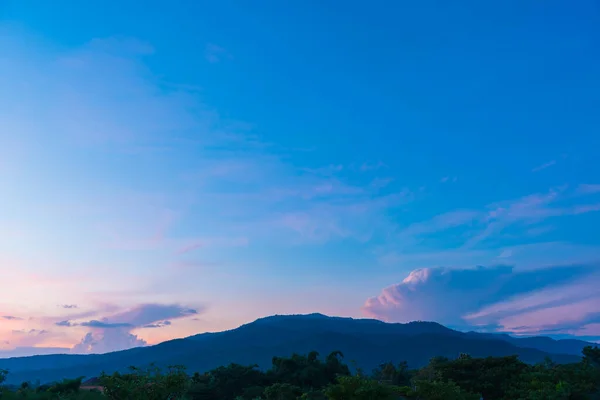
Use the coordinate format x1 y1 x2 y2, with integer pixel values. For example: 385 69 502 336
0 346 599 399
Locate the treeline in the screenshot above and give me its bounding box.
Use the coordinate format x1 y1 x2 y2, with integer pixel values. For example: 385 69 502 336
1 346 599 399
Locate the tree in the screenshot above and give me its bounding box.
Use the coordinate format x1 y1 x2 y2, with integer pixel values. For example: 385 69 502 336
324 375 400 400
264 382 303 400
372 361 412 386
2 348 600 400
433 355 527 400
47 376 84 395
100 364 189 400
300 390 328 399
269 350 349 390
583 345 600 368
209 363 266 399
414 379 481 400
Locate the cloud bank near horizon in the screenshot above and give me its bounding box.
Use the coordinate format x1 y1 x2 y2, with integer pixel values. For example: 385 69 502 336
0 303 203 357
363 264 600 339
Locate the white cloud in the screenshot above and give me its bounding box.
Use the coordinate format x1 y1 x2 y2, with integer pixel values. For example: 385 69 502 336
72 330 147 354
532 160 557 172
65 303 202 354
363 264 600 338
498 249 513 258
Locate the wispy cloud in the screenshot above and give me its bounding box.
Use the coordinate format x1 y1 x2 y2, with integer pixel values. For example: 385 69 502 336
400 209 480 239
1 316 23 321
498 249 513 258
360 162 385 172
205 43 232 63
378 242 600 271
384 186 600 256
143 320 172 329
578 184 600 194
176 237 249 255
302 164 345 176
532 160 557 172
1 33 414 273
55 320 75 327
12 329 49 336
80 320 133 329
440 176 458 183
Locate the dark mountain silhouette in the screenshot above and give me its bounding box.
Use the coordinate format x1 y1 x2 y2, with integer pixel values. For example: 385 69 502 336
464 330 594 356
0 313 588 384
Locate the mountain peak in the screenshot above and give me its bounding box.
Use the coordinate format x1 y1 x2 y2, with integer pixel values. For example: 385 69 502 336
254 313 333 322
0 312 591 385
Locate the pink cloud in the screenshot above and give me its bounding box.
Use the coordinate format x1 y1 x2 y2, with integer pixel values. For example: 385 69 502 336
498 297 600 334
1 303 203 355
66 303 201 354
571 323 600 336
0 326 68 350
363 266 515 324
72 330 147 354
0 346 71 358
363 265 600 337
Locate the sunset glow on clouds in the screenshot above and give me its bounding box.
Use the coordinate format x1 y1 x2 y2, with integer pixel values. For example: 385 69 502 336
363 264 600 338
1 1 600 357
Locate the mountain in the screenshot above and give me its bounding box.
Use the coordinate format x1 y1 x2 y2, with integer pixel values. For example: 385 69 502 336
464 331 593 356
0 313 589 385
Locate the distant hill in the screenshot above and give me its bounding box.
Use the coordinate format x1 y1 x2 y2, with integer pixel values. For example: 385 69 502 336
463 330 594 356
0 313 589 385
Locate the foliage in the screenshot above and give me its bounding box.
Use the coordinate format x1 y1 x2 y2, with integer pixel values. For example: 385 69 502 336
323 375 401 400
583 346 600 368
372 361 414 387
264 383 303 399
413 379 480 400
99 364 188 400
0 346 598 400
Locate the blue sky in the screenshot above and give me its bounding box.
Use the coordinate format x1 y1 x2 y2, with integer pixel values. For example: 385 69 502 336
1 0 600 356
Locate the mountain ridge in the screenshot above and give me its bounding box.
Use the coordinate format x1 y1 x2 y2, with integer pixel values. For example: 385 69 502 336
0 313 593 385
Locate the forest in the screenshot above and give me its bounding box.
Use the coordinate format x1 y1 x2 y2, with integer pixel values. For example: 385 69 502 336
0 345 599 400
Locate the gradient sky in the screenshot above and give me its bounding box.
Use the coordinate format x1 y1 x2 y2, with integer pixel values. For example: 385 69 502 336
1 0 600 358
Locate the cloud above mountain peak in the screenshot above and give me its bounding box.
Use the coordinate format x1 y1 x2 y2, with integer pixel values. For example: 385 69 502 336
363 264 600 337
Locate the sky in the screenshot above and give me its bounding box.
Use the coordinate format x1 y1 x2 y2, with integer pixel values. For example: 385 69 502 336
1 0 599 357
